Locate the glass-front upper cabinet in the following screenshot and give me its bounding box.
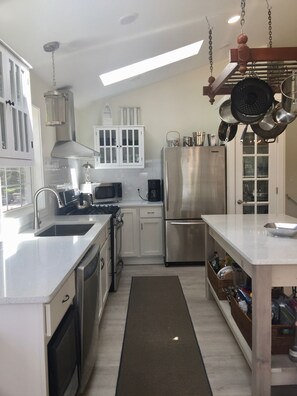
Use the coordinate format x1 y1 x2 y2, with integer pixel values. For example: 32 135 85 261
234 124 285 214
0 41 33 162
94 125 144 168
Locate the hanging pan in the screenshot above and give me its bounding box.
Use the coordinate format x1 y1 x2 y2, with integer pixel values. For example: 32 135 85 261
218 121 237 143
231 77 274 116
251 122 286 143
273 102 296 125
219 99 239 124
231 103 265 124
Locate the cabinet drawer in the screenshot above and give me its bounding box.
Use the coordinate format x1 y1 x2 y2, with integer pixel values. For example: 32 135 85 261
140 207 162 218
45 272 75 337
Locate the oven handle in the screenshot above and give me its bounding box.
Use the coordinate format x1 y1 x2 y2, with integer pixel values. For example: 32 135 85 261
115 219 124 230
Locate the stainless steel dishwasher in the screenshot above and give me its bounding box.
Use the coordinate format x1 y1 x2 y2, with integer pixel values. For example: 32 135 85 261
75 243 100 393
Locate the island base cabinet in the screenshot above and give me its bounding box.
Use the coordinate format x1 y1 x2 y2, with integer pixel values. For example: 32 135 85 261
0 303 48 396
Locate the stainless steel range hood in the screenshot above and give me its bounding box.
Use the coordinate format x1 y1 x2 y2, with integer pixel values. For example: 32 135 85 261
51 89 99 159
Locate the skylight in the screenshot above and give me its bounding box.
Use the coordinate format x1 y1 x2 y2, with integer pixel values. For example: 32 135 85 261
99 40 204 86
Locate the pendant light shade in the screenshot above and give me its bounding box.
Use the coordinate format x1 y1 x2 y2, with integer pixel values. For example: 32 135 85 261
82 162 94 183
43 41 66 126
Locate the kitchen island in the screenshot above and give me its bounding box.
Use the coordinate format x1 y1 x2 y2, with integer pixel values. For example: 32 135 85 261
202 214 297 396
0 214 110 396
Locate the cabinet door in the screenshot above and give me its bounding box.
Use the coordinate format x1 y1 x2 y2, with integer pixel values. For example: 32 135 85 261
119 126 144 167
94 127 118 167
121 208 140 257
234 124 285 214
140 218 163 256
0 47 33 161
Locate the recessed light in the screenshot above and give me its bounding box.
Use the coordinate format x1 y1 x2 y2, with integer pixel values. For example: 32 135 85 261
119 13 139 25
99 40 203 86
228 15 240 24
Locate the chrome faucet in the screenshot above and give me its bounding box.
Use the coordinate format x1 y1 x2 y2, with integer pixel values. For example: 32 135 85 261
33 186 64 229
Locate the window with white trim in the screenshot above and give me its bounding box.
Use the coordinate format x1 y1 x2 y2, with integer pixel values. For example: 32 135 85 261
0 105 44 213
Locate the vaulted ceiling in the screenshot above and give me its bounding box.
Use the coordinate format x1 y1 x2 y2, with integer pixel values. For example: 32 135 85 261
1 0 296 108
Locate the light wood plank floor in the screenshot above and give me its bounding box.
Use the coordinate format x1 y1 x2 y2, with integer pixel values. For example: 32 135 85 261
82 264 294 396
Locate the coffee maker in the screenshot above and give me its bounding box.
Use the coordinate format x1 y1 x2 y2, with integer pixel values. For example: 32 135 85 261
148 179 161 202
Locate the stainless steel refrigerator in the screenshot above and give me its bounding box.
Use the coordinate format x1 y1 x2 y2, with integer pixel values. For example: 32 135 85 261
162 146 226 265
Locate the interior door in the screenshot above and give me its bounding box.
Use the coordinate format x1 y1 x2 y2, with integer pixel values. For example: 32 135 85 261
234 124 285 214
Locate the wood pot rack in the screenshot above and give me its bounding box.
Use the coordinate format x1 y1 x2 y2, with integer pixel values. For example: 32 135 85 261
203 47 297 104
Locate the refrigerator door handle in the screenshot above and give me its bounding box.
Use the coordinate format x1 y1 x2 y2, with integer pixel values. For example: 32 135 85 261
170 221 204 225
165 160 169 211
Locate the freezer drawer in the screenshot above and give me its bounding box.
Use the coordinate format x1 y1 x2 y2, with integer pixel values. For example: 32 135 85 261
165 220 205 264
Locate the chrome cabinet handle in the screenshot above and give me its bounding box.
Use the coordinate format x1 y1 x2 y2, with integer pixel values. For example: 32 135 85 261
62 294 70 303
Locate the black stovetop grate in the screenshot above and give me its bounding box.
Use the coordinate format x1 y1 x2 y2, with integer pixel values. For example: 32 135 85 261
58 204 120 217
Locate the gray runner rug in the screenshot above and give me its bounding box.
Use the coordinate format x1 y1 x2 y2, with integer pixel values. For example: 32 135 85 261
116 276 213 396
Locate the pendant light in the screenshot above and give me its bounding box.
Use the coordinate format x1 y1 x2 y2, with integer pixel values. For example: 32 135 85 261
82 162 94 183
43 41 66 126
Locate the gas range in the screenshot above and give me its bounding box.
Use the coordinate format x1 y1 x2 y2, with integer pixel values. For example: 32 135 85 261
59 204 121 218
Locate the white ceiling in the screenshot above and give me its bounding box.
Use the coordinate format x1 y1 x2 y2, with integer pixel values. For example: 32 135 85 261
1 0 296 108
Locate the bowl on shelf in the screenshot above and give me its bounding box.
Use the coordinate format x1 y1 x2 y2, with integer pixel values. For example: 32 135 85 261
264 222 297 237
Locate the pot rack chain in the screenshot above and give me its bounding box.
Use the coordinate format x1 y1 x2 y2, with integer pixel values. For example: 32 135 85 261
266 0 273 48
240 0 246 32
206 17 215 104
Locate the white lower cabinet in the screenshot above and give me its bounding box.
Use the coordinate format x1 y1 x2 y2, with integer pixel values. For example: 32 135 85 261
98 222 111 320
121 205 164 264
0 273 76 396
0 221 112 396
121 208 140 257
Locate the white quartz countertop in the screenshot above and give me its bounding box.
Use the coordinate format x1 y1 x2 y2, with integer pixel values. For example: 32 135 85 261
0 214 110 304
119 200 163 207
202 214 297 265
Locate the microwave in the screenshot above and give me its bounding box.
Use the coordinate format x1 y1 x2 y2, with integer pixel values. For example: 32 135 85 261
80 182 122 203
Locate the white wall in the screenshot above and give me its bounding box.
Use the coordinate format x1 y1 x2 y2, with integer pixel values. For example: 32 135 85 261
75 61 226 199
